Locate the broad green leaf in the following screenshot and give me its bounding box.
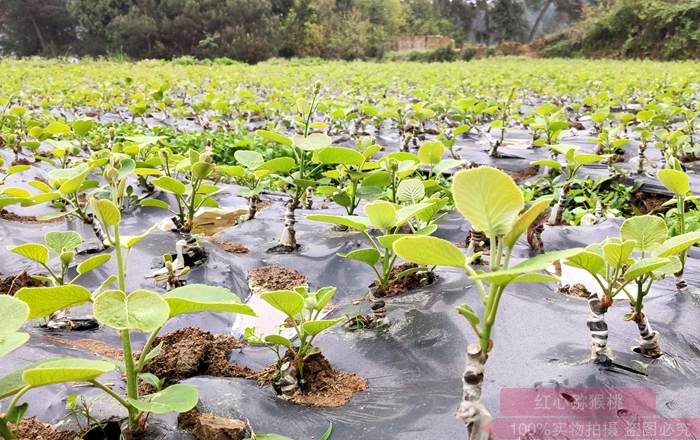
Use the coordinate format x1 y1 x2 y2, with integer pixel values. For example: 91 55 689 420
7 243 49 264
306 214 368 232
22 358 114 386
260 290 305 317
0 296 29 336
235 150 264 170
257 157 295 173
417 141 444 165
5 165 31 176
509 273 560 284
338 248 381 266
1 187 30 198
564 251 606 275
133 168 161 176
301 318 345 336
77 254 111 274
394 203 431 228
396 179 425 203
45 231 82 254
16 285 92 319
657 169 690 196
472 248 584 285
71 119 94 137
162 284 256 318
364 201 397 230
394 236 466 267
654 230 700 257
152 176 186 195
0 333 30 358
128 384 198 414
574 153 606 166
317 147 364 166
256 130 292 146
503 197 553 249
140 198 171 210
58 169 89 195
620 215 667 253
264 334 291 348
602 240 635 267
623 258 670 282
292 133 332 151
452 167 523 237
93 290 169 332
90 198 121 226
45 121 71 136
377 234 410 249
531 159 561 169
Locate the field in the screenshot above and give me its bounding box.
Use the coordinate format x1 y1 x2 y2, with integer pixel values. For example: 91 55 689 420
1 57 700 440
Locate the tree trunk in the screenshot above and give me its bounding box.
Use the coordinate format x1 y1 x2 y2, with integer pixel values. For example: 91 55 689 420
279 201 298 249
631 309 661 358
528 0 553 42
29 15 47 54
548 184 569 226
587 291 611 360
455 343 494 440
247 196 258 220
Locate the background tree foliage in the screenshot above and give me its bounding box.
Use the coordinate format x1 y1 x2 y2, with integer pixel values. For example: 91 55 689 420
1 0 694 62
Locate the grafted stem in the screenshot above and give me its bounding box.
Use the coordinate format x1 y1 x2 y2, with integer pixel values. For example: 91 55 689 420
456 343 494 440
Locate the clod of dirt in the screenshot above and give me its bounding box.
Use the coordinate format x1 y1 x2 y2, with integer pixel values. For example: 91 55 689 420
248 265 307 292
559 283 591 299
9 417 76 440
0 271 45 296
46 335 123 360
370 263 435 298
280 353 368 408
191 208 249 236
0 209 63 224
209 238 249 254
141 327 257 392
510 165 540 183
178 410 248 440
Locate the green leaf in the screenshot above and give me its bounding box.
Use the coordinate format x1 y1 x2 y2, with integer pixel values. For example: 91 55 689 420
620 215 668 253
22 358 114 386
602 240 635 267
623 258 670 282
140 198 171 210
0 296 29 336
301 318 344 336
509 273 560 284
264 334 291 348
417 141 445 165
394 236 466 267
256 130 292 146
565 251 606 276
162 284 256 318
317 147 364 166
257 157 295 173
45 231 82 254
128 384 198 414
364 201 397 230
338 248 381 266
77 254 111 275
93 290 169 332
152 176 186 195
90 198 121 226
235 150 264 170
503 197 552 249
396 179 425 203
377 234 410 249
260 290 305 317
394 203 431 228
58 169 89 195
7 243 49 264
0 333 30 358
456 304 480 326
71 119 94 137
306 214 368 232
45 121 71 136
16 285 92 319
657 169 690 196
452 167 524 237
292 133 332 151
654 230 700 257
472 248 583 285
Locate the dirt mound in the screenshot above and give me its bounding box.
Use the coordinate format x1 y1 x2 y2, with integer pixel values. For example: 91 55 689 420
248 265 307 292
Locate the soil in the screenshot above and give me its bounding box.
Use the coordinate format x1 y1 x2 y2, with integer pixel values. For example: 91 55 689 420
631 191 671 215
248 265 308 292
178 409 247 440
369 263 435 298
509 164 540 183
0 271 45 295
140 327 258 393
283 353 368 408
192 208 248 236
11 158 33 166
559 283 591 299
0 209 63 224
9 417 76 440
209 238 249 254
45 335 124 360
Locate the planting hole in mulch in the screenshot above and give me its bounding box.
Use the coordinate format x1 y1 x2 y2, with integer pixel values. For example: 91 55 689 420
370 263 435 298
631 191 671 215
0 271 45 296
248 265 308 292
8 417 76 440
191 208 249 236
269 353 368 408
178 409 248 440
209 238 249 254
559 283 592 299
140 327 258 392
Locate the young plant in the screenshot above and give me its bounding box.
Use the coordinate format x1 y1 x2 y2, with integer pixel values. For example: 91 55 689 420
10 167 255 436
486 88 516 157
526 103 570 149
245 286 344 397
392 166 582 439
564 216 700 360
307 200 431 295
219 150 294 220
656 162 696 289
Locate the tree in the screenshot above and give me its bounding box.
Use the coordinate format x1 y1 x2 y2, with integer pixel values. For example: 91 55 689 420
0 0 78 56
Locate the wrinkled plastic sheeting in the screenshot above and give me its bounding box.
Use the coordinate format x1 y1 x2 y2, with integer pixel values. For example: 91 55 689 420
2 192 700 439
